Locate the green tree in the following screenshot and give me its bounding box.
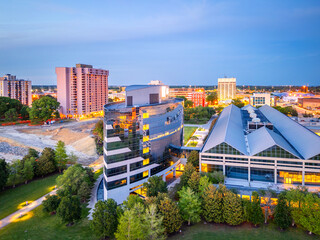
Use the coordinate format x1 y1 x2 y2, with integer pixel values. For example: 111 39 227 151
29 96 60 121
158 196 182 234
4 108 18 122
188 171 200 193
185 100 193 108
205 171 225 184
0 159 9 190
180 162 196 187
115 203 146 240
36 148 56 177
176 96 187 102
54 141 68 173
298 193 320 235
78 181 91 202
7 160 22 188
178 187 202 225
143 176 167 197
144 204 166 240
187 150 199 168
21 158 34 184
57 195 82 226
123 194 145 210
199 175 211 195
91 199 119 239
259 189 277 224
93 120 104 140
285 186 308 226
202 185 225 223
43 195 61 214
0 97 23 118
274 193 292 230
249 192 264 227
223 191 243 225
20 105 30 120
231 98 245 108
206 92 218 105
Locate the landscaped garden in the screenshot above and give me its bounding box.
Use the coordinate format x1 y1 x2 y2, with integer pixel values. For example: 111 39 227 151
183 126 197 145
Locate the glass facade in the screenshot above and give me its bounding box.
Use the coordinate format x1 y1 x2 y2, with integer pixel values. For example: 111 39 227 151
304 172 320 186
251 168 274 182
255 145 298 159
205 142 244 155
226 166 248 180
277 170 302 184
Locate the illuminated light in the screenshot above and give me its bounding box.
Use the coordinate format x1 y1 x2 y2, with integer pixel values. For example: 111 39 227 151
143 147 149 154
242 195 251 201
143 170 149 178
143 136 149 142
143 158 150 165
143 124 149 130
143 113 149 119
201 163 208 172
11 211 34 222
17 201 34 210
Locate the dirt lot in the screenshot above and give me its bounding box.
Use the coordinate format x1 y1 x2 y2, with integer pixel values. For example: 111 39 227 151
0 119 101 165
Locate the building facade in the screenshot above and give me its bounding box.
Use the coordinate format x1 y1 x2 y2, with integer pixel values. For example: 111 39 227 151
169 87 207 107
298 98 320 110
104 84 184 203
218 77 236 101
0 74 32 106
56 64 109 118
250 93 271 107
200 104 320 187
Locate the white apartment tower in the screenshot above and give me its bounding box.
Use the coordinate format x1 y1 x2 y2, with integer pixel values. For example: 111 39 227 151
218 77 236 101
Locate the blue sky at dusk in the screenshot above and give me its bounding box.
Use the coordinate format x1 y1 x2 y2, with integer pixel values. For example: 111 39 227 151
0 0 319 86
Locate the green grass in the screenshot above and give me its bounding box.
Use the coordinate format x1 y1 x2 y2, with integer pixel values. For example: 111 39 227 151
0 174 60 219
0 205 97 240
184 127 197 145
186 141 198 147
168 222 315 240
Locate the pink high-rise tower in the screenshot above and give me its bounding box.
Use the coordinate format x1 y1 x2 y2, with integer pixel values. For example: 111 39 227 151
56 64 109 118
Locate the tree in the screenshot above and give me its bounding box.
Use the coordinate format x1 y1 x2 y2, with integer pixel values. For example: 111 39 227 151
259 189 276 224
36 148 56 177
21 158 34 184
20 105 30 120
78 181 91 202
91 199 119 239
143 176 167 197
206 92 218 105
67 152 78 164
202 185 225 223
188 171 200 193
180 162 196 187
0 159 9 190
249 192 264 227
29 96 60 121
54 141 68 173
176 96 187 102
199 175 211 195
43 195 61 214
7 160 22 188
115 203 146 240
298 193 320 235
231 98 245 108
93 120 104 140
158 196 183 234
0 97 23 118
144 204 166 240
185 100 194 108
187 150 199 168
223 191 243 225
57 195 81 225
274 193 291 230
178 187 202 225
285 186 307 226
4 108 18 122
205 171 225 184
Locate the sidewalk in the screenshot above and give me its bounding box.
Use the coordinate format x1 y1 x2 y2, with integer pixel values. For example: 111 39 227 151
0 189 57 229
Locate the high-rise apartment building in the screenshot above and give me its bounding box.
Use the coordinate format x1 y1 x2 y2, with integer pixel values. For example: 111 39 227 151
0 74 32 106
169 87 207 107
218 77 236 101
56 64 109 118
104 84 184 203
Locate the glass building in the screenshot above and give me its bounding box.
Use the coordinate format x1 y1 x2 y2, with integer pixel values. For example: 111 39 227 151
103 84 183 203
200 104 320 187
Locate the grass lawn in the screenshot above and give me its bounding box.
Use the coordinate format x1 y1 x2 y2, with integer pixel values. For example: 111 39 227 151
0 173 60 220
186 141 198 147
168 222 316 240
0 205 97 240
184 126 197 145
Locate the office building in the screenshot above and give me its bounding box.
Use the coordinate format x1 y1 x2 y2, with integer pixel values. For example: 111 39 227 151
104 84 184 203
200 104 320 186
169 87 207 107
250 93 271 107
298 98 320 110
218 77 236 101
56 64 109 118
0 74 32 106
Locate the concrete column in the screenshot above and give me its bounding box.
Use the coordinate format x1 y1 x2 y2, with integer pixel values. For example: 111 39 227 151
274 169 277 184
162 174 166 182
248 158 251 183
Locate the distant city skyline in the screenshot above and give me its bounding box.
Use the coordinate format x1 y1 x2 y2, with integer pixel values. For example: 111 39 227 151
1 0 320 86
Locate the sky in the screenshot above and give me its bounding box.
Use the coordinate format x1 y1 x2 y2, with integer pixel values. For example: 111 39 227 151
0 0 320 86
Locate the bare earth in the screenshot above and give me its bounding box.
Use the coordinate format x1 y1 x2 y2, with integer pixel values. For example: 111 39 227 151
0 119 101 165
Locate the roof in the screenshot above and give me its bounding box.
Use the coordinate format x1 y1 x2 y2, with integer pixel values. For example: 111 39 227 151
259 105 320 159
201 104 320 159
202 104 248 154
125 85 154 91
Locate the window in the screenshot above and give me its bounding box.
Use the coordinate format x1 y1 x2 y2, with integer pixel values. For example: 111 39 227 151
143 170 149 177
143 112 149 118
143 147 149 154
127 96 133 106
143 158 150 165
149 93 159 104
143 124 149 130
143 136 149 142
